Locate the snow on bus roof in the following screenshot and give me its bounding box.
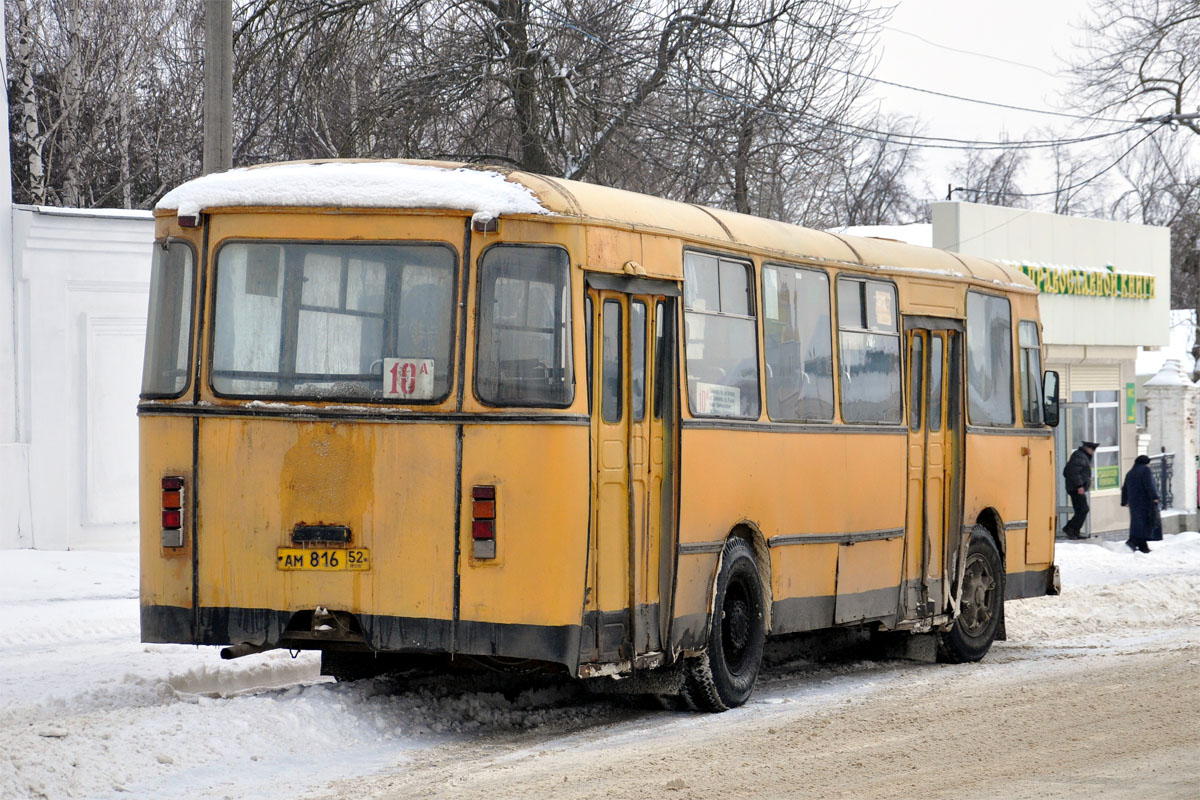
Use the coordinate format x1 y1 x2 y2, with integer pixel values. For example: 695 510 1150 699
155 161 549 219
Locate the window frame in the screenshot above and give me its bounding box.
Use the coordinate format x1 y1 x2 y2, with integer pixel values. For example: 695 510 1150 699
207 238 459 404
473 242 576 409
141 238 198 400
835 275 903 426
682 249 762 420
761 261 835 424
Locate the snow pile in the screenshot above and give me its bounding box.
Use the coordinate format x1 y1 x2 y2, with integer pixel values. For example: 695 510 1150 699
155 161 550 219
1004 532 1200 644
2 532 1199 799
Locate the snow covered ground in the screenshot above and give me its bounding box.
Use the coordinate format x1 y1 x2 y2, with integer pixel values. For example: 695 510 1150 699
3 534 1200 800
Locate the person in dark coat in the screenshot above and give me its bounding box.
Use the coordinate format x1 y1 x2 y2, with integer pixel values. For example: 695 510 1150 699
1062 441 1097 539
1121 455 1161 553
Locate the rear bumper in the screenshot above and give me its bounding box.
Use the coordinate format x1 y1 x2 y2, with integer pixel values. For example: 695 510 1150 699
141 604 582 672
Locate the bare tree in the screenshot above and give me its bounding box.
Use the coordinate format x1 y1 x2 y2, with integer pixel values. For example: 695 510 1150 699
7 0 922 226
1072 0 1200 373
1073 0 1200 133
948 149 1027 208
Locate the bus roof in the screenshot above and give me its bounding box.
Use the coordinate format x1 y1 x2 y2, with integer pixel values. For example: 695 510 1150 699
155 159 1034 293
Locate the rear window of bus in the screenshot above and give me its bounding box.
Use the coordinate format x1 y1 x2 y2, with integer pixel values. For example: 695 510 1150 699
210 241 456 402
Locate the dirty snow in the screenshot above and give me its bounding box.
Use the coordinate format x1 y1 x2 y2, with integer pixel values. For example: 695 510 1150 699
155 161 550 219
2 533 1199 799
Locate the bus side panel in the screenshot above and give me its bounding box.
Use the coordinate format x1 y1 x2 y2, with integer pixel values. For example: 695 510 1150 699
964 431 1057 595
458 423 590 666
194 417 458 647
140 414 195 642
672 428 906 649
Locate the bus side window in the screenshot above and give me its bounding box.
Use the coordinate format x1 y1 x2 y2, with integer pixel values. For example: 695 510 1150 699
1018 320 1043 425
683 253 760 419
584 296 593 414
762 264 834 422
632 301 646 422
837 277 901 424
602 300 622 422
966 291 1014 426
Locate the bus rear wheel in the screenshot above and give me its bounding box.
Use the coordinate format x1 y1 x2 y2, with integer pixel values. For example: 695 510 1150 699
684 537 765 712
938 526 1003 664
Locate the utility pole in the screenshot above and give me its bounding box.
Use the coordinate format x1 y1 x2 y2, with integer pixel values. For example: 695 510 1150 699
203 0 233 175
1136 111 1200 133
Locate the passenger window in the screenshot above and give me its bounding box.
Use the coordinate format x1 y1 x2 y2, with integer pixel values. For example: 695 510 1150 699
584 296 593 414
632 301 646 422
602 301 622 423
966 292 1014 426
928 336 943 432
909 335 923 432
653 301 671 420
1018 321 1044 425
683 253 760 418
762 264 834 421
837 277 901 424
476 245 574 407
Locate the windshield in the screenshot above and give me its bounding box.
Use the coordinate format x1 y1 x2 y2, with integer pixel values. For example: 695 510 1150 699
211 241 456 401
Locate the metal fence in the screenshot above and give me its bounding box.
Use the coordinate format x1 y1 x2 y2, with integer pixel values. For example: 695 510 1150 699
1148 452 1174 508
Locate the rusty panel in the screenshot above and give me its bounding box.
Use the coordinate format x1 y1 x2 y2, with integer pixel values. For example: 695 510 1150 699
195 417 457 621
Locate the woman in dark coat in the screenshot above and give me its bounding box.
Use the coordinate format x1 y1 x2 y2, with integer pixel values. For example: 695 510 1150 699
1121 455 1161 553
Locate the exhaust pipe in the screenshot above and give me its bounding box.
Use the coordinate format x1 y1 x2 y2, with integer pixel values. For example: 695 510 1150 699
220 642 276 660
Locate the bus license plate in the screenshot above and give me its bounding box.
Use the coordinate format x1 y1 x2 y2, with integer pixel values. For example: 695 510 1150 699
276 548 370 572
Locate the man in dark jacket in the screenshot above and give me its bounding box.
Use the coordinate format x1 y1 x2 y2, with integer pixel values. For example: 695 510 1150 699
1062 441 1097 539
1121 455 1161 553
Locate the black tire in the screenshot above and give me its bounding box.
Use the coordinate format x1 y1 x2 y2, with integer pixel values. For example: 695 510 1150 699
684 537 766 711
938 526 1004 664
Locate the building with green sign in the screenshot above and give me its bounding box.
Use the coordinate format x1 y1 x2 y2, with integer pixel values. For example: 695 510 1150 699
933 202 1170 537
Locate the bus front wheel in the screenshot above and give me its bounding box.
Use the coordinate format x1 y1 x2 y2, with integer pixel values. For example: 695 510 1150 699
939 526 1003 663
683 537 766 712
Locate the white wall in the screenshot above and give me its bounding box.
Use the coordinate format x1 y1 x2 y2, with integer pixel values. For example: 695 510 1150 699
4 207 154 549
1 10 28 547
932 202 1171 349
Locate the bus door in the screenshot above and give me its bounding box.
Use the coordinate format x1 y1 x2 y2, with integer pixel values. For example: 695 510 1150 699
903 320 964 622
584 276 678 664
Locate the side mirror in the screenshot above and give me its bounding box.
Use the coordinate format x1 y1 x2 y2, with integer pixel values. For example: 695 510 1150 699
1043 370 1060 427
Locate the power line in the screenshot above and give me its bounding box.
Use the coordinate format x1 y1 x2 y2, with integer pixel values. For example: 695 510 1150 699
522 0 1133 151
883 26 1061 79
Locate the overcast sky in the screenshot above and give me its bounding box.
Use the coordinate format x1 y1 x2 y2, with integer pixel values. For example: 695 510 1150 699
870 0 1108 204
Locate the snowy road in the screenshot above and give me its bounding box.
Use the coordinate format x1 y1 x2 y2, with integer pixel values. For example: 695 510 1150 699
3 535 1200 800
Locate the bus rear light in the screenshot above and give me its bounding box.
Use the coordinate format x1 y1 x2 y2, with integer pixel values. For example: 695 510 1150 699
178 214 200 228
161 475 185 549
471 485 497 559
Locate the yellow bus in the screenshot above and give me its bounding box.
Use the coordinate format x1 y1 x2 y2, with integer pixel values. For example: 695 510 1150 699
140 160 1061 711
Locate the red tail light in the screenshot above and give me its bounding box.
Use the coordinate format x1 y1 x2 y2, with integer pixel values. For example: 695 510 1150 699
471 485 497 558
161 475 185 548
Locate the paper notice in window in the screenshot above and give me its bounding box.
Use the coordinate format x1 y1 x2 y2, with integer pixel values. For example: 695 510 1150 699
696 382 741 416
873 289 893 328
383 358 435 400
764 269 779 320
